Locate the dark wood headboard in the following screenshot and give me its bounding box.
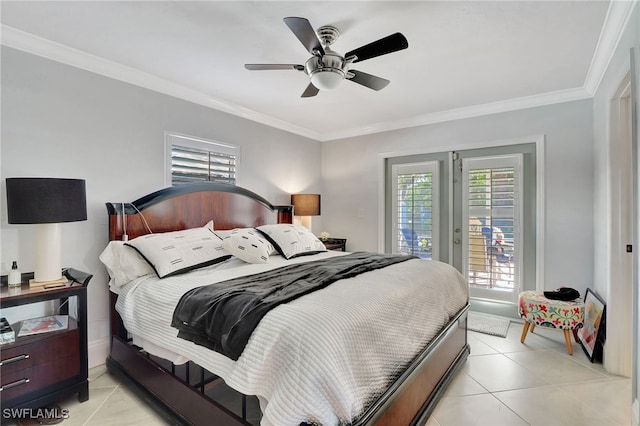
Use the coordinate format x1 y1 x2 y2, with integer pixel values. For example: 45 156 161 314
106 182 293 241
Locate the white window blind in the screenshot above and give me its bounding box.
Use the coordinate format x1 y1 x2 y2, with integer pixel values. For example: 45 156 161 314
166 133 238 186
391 161 439 260
462 154 522 303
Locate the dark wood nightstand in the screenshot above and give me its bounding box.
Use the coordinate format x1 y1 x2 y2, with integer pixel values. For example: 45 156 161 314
0 269 92 419
322 238 347 251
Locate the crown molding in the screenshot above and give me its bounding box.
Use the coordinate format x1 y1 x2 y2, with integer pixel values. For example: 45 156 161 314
320 87 592 141
0 25 322 141
2 0 636 143
583 0 638 95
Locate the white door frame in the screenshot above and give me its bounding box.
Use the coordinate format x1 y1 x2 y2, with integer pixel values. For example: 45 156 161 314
632 45 640 426
606 72 633 377
377 134 545 291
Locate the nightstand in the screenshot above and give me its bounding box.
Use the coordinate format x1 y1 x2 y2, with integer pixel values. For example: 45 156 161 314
322 238 347 251
0 269 91 419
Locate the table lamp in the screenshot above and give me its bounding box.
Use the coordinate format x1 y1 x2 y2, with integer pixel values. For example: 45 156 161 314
291 194 320 230
6 178 87 287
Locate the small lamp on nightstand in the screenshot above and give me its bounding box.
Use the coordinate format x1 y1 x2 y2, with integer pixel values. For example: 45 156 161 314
6 178 87 287
291 193 320 230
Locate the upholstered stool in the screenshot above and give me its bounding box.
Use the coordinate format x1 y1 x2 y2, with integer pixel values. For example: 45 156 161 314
518 291 585 355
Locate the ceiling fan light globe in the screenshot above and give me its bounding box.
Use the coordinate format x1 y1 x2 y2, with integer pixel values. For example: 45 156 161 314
310 69 344 91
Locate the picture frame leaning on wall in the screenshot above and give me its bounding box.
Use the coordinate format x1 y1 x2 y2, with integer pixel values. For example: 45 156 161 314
577 288 606 362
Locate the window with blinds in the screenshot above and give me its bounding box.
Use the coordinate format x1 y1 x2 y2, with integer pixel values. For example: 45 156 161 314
391 161 439 260
166 133 238 186
464 158 519 295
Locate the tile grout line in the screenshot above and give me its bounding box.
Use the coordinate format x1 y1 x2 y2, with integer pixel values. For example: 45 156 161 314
502 348 614 383
81 385 121 426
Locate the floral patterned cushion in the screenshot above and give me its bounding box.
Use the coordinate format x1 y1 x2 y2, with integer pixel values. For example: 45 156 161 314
518 290 585 330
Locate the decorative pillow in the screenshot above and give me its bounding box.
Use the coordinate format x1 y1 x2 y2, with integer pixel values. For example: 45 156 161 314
222 228 274 264
213 229 234 240
256 224 327 259
99 241 154 287
125 226 230 278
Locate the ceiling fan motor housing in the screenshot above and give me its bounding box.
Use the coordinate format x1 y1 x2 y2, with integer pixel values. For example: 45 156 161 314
305 49 347 90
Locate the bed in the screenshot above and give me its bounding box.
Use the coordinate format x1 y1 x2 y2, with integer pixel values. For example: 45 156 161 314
103 182 470 426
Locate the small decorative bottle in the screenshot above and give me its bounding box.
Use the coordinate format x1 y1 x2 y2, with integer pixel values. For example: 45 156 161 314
8 261 21 288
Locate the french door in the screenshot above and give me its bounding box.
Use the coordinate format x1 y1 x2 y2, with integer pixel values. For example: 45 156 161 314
387 144 536 311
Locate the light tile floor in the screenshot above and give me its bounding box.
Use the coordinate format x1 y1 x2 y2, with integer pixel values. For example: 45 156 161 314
427 321 632 426
8 319 632 425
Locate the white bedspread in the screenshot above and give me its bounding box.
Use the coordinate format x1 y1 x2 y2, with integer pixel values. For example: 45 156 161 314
114 251 468 425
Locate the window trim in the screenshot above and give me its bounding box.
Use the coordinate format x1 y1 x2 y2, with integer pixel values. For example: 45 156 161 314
165 132 240 186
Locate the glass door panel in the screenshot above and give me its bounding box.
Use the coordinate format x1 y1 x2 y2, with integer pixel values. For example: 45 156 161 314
462 155 522 304
391 161 440 260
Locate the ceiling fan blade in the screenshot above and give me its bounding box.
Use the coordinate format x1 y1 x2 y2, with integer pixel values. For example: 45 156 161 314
345 32 408 63
348 70 390 91
284 17 325 56
245 64 304 71
301 83 319 98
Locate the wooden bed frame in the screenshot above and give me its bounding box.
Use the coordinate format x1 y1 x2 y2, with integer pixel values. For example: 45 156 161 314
105 182 470 426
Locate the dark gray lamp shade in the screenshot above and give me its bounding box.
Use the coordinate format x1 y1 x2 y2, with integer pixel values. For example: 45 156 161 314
6 178 87 224
291 194 321 216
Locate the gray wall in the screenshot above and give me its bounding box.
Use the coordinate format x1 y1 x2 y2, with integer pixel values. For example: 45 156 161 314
0 47 322 366
321 99 595 293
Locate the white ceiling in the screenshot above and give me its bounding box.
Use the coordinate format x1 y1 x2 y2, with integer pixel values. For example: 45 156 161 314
0 1 632 141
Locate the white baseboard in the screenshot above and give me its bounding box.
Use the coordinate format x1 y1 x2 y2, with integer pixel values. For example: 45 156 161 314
88 337 110 369
633 398 639 426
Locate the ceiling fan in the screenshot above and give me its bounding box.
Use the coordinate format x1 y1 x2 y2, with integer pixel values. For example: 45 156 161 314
245 17 408 98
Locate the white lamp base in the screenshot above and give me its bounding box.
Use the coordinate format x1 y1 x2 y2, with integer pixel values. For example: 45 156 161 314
31 223 63 286
294 216 314 230
301 216 312 230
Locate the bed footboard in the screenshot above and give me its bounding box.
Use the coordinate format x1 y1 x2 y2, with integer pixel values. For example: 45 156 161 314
356 305 469 426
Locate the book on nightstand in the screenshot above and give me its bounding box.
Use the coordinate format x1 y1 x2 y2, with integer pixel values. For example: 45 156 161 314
17 315 68 337
0 317 15 344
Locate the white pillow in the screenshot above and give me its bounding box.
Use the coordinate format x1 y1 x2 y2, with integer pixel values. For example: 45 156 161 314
125 226 230 278
222 228 274 264
213 229 234 240
256 224 327 259
99 241 154 287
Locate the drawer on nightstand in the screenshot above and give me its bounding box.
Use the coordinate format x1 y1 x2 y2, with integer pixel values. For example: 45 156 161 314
1 352 81 401
1 325 79 373
1 328 80 400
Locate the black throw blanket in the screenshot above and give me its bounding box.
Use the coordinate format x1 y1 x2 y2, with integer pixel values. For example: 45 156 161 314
171 252 416 360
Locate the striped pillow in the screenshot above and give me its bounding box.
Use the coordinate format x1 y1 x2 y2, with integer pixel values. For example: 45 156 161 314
126 226 230 278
